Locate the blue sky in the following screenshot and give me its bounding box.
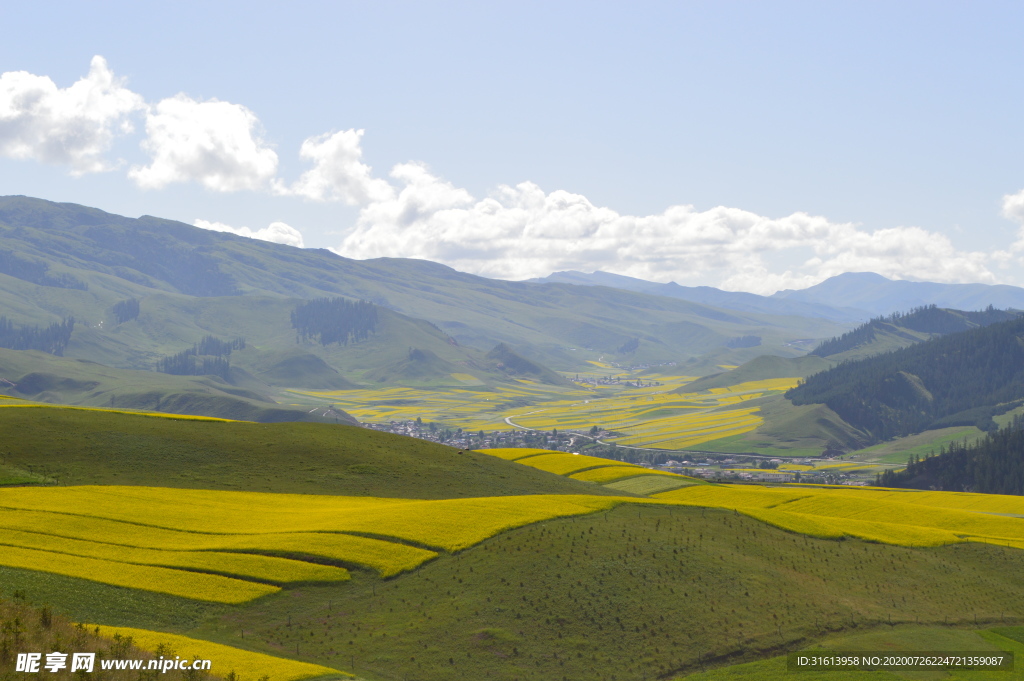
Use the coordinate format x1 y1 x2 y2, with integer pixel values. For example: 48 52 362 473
1 1 1022 293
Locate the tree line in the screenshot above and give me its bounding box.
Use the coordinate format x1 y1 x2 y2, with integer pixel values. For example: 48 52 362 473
0 316 74 356
291 297 378 346
789 314 1024 441
875 414 1024 495
154 335 245 381
112 298 140 323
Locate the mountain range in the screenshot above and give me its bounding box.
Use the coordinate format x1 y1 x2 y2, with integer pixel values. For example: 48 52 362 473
5 195 1024 431
531 269 1024 321
0 196 843 382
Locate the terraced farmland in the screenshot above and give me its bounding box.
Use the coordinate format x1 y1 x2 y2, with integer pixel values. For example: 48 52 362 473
292 372 799 451
479 448 703 496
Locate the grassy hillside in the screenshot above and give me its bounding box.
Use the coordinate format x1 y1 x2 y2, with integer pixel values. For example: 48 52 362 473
682 624 1023 680
696 395 869 456
0 405 620 498
5 404 1024 681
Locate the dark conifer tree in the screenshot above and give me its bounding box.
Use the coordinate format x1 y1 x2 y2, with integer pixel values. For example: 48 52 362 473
290 298 378 346
0 316 74 355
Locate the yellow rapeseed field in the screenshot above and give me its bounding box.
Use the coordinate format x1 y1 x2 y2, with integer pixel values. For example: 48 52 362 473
292 368 801 451
0 509 436 578
0 487 640 596
0 545 278 603
16 480 1024 606
477 448 558 461
91 626 349 681
654 484 1024 549
0 528 350 584
510 453 622 475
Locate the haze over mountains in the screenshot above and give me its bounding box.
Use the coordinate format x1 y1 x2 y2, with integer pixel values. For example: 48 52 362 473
532 270 1024 321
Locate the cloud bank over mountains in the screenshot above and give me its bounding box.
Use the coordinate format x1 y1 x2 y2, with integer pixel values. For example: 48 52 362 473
1 57 1021 294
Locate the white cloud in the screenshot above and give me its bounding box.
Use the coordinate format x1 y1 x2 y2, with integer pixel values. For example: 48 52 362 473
1003 188 1024 225
336 164 997 295
274 129 394 204
991 188 1024 267
194 219 304 248
0 56 143 174
1 57 1017 294
130 95 278 191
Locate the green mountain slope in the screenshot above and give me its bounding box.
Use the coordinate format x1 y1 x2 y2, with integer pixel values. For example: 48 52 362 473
0 196 846 377
788 315 1024 441
810 304 1019 361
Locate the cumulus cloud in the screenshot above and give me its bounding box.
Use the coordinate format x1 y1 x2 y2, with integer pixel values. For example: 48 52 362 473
194 218 304 248
1 57 1017 293
1003 188 1024 225
274 129 394 204
0 56 143 174
991 188 1024 267
336 164 996 294
130 95 278 191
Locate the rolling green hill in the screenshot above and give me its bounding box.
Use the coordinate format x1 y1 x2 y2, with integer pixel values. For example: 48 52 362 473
6 503 1024 681
0 404 618 498
5 402 1024 681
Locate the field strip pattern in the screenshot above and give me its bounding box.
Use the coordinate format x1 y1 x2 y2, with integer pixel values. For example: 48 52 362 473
0 544 278 603
478 448 703 495
0 486 641 601
570 466 682 484
10 481 1024 605
90 625 350 680
655 484 1024 548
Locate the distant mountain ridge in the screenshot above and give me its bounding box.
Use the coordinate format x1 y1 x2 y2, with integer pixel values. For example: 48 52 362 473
0 196 845 380
772 272 1024 317
530 270 1024 324
528 270 866 322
